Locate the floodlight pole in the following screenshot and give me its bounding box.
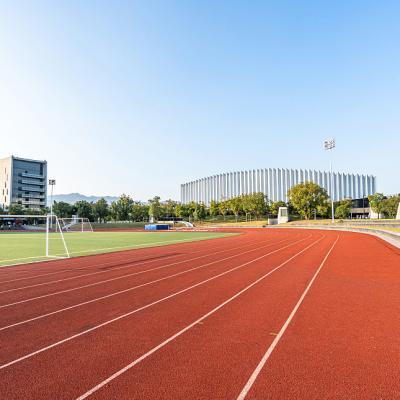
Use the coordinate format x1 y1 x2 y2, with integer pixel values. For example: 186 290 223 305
324 139 336 223
49 179 56 228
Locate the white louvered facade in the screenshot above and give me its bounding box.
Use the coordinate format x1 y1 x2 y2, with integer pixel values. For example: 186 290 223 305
181 168 376 205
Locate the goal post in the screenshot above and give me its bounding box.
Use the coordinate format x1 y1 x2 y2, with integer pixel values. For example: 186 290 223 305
57 217 94 233
0 214 71 265
46 214 70 258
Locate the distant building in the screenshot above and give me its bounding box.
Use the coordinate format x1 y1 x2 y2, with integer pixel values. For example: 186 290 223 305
181 168 376 205
0 156 47 210
350 197 371 219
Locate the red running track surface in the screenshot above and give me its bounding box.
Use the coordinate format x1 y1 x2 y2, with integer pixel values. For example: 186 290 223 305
0 228 399 399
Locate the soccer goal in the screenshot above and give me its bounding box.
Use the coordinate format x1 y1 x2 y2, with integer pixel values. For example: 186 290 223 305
0 214 70 266
57 217 94 233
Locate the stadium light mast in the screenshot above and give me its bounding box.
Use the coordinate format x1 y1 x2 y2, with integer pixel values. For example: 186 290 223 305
49 179 56 228
324 138 335 223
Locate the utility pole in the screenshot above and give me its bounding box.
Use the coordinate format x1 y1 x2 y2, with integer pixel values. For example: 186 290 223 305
323 138 336 223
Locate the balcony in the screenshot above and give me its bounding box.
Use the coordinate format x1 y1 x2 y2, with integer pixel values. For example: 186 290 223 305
21 172 44 179
20 193 45 199
21 179 45 186
20 199 45 206
20 186 45 193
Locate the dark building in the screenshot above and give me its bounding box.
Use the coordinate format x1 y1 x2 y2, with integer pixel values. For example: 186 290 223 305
0 156 47 210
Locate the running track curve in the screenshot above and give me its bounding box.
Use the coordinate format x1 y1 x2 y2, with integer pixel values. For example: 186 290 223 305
0 228 399 399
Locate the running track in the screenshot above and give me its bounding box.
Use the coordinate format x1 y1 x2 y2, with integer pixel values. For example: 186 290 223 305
0 228 399 399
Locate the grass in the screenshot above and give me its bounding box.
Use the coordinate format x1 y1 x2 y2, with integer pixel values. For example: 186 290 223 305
0 231 236 268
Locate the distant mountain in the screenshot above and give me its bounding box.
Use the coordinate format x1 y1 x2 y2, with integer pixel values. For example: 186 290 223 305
49 193 119 205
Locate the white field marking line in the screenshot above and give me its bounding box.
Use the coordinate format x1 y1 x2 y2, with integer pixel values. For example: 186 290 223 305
0 236 298 329
0 233 234 267
0 236 294 309
0 234 317 371
0 234 267 284
74 235 326 400
0 236 277 297
236 235 340 400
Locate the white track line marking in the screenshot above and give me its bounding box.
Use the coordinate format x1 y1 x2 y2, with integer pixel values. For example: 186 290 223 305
0 237 285 308
74 235 326 400
0 233 234 268
0 234 318 371
236 235 340 400
0 233 261 284
0 236 296 329
0 236 272 295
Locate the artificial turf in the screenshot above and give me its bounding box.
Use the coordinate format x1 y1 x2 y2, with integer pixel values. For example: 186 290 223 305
0 231 236 267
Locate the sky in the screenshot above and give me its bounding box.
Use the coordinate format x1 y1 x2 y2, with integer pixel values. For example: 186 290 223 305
1 0 399 201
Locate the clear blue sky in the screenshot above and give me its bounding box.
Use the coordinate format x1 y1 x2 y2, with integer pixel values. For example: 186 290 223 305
1 1 399 200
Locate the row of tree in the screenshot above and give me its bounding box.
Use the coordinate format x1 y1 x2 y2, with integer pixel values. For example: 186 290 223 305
1 183 399 222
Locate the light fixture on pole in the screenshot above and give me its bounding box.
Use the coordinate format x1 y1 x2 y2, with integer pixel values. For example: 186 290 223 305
323 138 335 223
49 179 56 228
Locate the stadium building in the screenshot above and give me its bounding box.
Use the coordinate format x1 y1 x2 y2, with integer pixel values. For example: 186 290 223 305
181 168 376 205
0 155 47 210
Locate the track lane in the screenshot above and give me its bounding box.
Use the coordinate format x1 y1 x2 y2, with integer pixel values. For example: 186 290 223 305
0 234 297 328
241 231 400 400
0 232 314 367
0 233 278 303
74 234 335 400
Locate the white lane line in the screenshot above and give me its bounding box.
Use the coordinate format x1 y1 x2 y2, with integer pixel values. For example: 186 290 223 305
0 233 258 284
0 236 271 295
0 237 282 308
74 235 325 400
0 233 236 268
236 235 340 400
0 234 317 371
0 236 296 329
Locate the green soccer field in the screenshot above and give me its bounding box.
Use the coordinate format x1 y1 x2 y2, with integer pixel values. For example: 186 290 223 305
0 231 236 267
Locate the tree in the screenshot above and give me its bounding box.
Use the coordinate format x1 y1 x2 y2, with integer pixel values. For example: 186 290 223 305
368 193 386 218
130 201 148 221
381 195 400 219
52 201 73 218
252 193 267 219
218 201 228 220
186 201 198 221
334 199 352 219
196 203 207 221
176 203 190 219
287 182 329 220
75 200 94 221
148 196 162 222
8 204 25 215
92 198 109 222
209 200 220 218
110 194 134 221
163 199 178 218
228 197 243 222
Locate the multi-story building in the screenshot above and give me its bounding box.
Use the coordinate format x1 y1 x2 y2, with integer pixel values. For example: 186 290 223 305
181 168 376 205
0 156 47 210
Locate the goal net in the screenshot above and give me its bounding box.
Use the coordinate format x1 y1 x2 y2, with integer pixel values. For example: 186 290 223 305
0 214 70 267
57 217 93 233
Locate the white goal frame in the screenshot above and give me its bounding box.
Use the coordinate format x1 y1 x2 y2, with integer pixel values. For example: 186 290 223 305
0 214 70 260
57 217 94 233
46 215 70 258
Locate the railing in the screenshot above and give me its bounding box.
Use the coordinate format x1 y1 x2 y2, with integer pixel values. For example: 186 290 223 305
21 179 45 185
21 172 44 179
20 186 45 192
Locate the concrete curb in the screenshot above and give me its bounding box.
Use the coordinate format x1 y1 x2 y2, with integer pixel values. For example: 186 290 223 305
280 225 400 250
